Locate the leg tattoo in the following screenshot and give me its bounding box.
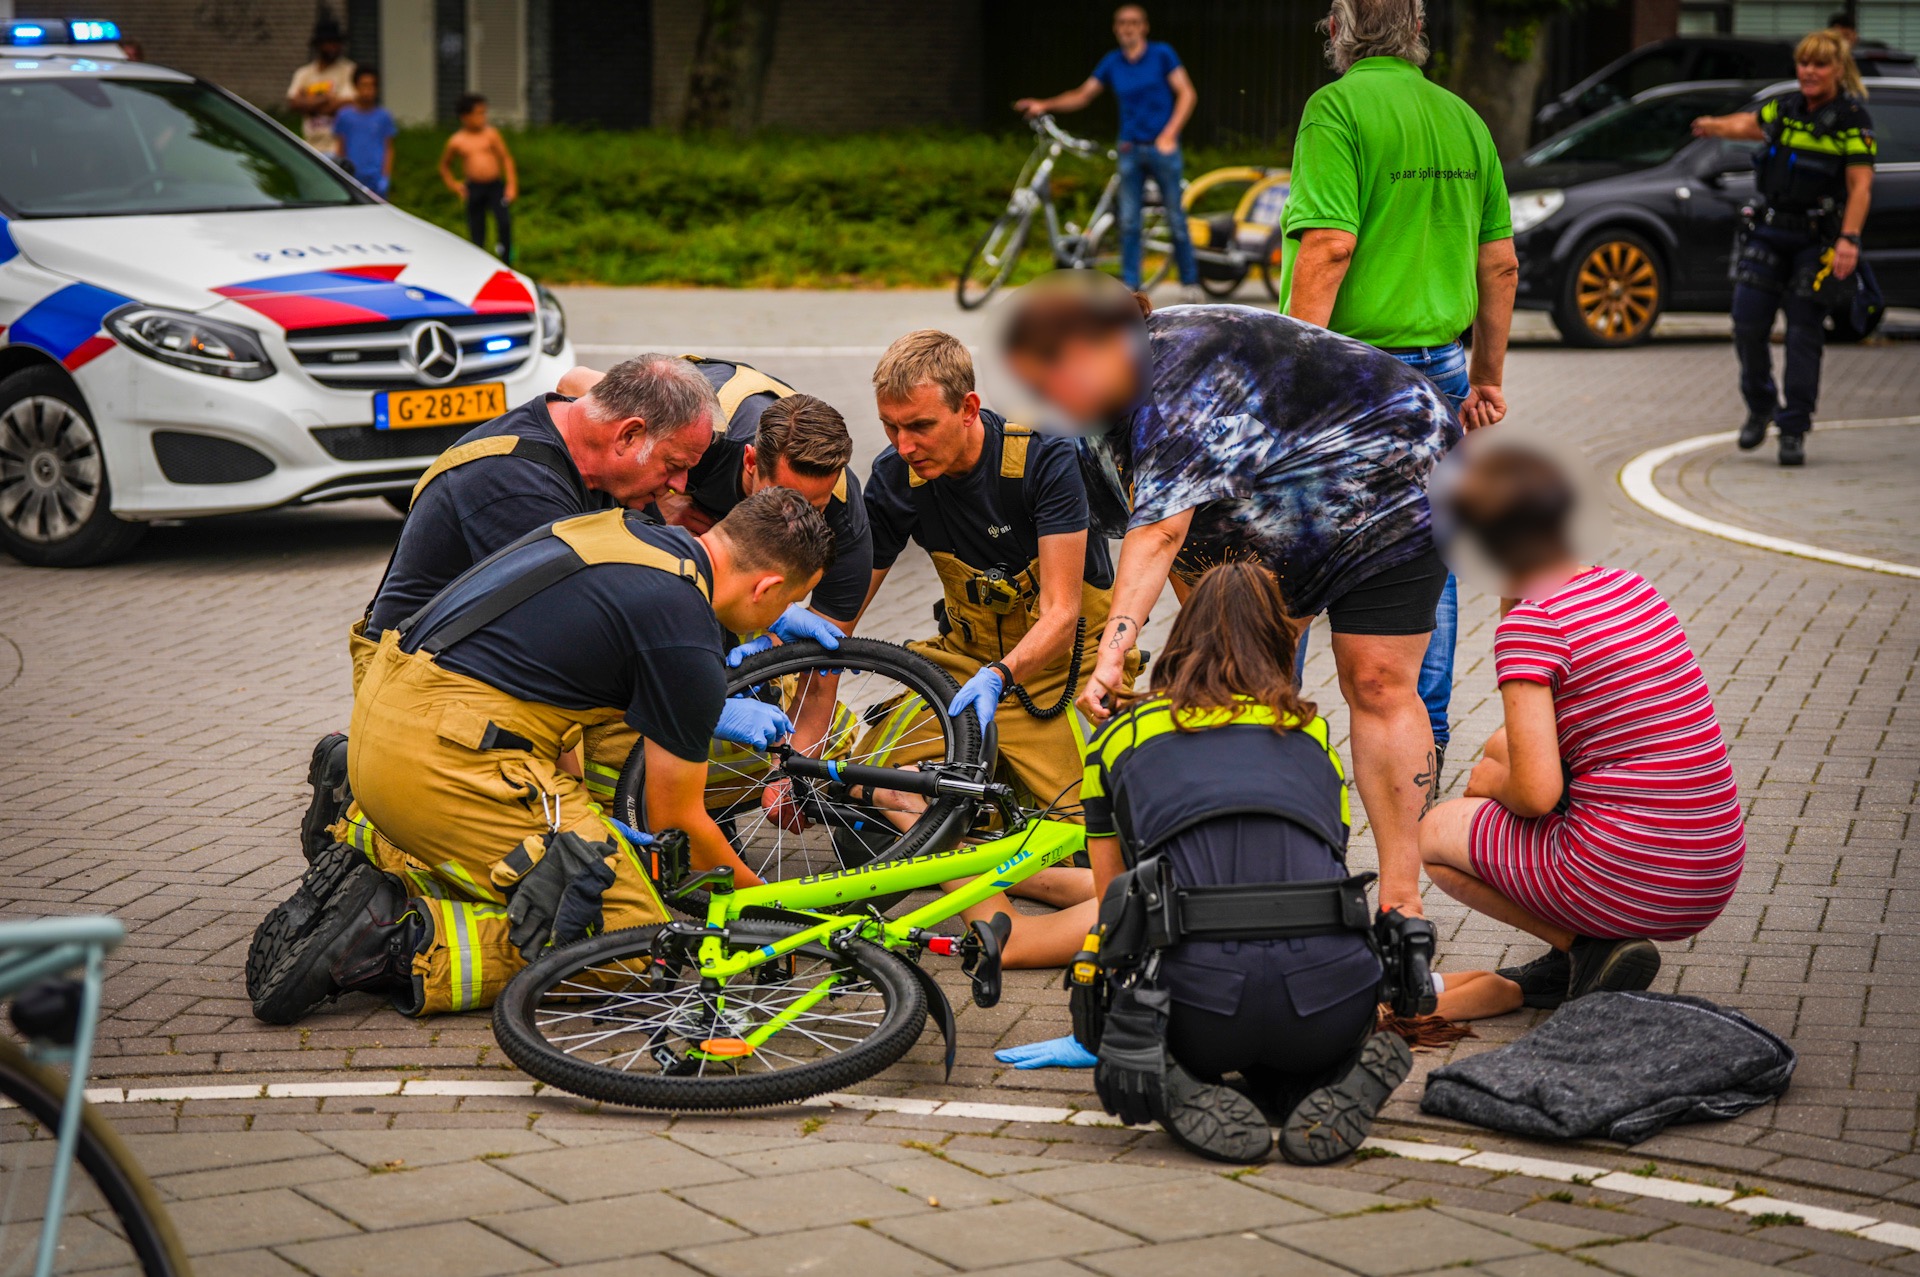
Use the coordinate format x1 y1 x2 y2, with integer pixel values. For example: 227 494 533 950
1414 748 1439 816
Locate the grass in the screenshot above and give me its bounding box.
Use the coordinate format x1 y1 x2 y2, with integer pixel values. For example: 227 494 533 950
383 126 1286 288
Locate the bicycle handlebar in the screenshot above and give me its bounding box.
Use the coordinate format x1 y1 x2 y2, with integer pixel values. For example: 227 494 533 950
1028 112 1098 155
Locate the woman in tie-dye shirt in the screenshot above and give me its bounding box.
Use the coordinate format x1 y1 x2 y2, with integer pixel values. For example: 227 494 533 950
1003 275 1458 924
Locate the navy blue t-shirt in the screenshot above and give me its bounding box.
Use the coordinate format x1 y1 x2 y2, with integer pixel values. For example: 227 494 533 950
368 395 609 634
681 422 873 624
1094 41 1182 144
865 410 1113 588
434 519 728 762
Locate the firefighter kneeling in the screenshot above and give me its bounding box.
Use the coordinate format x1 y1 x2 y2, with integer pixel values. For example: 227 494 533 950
1003 564 1432 1164
247 488 833 1024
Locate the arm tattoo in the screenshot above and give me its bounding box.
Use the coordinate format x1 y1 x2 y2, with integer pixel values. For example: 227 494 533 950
1108 615 1140 650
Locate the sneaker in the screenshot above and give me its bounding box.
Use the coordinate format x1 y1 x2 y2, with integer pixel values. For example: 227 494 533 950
1279 1031 1413 1166
1566 936 1661 1002
1496 947 1571 1009
1176 284 1207 305
1737 413 1771 451
300 733 350 863
248 860 416 1025
1158 1062 1273 1164
1778 433 1806 467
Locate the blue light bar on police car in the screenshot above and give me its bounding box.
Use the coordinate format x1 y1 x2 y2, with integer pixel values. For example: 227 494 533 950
5 21 51 44
69 19 121 41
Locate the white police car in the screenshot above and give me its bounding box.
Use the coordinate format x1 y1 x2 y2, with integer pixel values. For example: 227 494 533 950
0 24 573 565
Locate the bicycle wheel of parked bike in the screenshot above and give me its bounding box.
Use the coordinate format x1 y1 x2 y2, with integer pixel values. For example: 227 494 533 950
957 205 1033 309
0 1036 191 1276
614 638 987 911
1085 203 1174 290
493 919 928 1110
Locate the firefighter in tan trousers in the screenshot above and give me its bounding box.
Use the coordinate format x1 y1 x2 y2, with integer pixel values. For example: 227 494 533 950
248 490 834 1024
855 331 1139 966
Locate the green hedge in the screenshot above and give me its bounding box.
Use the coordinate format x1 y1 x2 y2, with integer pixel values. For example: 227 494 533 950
386 127 1285 288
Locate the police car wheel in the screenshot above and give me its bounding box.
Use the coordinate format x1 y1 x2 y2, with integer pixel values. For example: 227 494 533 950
0 367 145 567
614 638 987 916
1552 230 1664 349
493 919 928 1111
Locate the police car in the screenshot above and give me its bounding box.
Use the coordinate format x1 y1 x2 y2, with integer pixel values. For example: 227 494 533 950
0 21 574 565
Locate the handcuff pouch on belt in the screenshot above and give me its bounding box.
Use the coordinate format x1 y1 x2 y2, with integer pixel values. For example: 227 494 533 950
1066 854 1385 1124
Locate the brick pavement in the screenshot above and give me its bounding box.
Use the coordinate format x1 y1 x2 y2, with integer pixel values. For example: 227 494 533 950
4 290 1920 1269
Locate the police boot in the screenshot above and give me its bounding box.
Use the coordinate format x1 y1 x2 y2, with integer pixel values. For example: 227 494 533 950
1157 1063 1273 1164
300 732 350 863
1738 413 1771 451
1279 1031 1413 1166
249 860 422 1025
1778 432 1806 467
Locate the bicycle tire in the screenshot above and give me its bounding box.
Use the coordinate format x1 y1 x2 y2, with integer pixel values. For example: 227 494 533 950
957 206 1032 309
0 1036 191 1277
614 638 985 915
493 919 928 1111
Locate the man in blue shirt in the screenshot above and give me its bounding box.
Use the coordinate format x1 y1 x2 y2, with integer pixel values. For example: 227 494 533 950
1017 5 1199 293
333 66 397 196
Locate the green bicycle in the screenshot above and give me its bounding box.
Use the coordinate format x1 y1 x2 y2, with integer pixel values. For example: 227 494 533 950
493 743 1087 1111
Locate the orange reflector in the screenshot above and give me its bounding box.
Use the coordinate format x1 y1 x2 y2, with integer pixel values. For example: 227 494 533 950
699 1038 754 1058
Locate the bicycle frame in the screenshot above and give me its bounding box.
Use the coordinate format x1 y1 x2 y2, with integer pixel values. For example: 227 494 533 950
0 915 125 1277
1012 118 1121 271
686 816 1086 984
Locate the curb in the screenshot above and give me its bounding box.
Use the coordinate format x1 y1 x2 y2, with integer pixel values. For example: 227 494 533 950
1618 415 1920 579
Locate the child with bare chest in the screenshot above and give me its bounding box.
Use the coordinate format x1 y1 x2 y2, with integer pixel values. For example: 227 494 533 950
438 94 519 261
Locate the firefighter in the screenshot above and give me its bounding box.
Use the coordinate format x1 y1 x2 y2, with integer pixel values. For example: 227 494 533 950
248 488 833 1024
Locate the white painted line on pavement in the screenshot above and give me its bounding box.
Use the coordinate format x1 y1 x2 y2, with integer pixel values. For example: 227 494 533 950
1460 1151 1604 1182
62 1080 1920 1251
1619 415 1920 579
1591 1171 1734 1204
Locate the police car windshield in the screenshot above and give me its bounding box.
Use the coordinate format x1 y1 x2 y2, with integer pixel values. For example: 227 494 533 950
1523 86 1757 167
0 76 359 217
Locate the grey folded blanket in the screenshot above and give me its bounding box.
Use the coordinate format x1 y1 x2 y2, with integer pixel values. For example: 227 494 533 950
1420 991 1794 1145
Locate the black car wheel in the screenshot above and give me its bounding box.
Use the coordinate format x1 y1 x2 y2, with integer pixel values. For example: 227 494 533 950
1552 230 1665 348
0 366 146 567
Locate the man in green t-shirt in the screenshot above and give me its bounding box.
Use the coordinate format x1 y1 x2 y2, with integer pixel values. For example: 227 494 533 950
1276 0 1519 808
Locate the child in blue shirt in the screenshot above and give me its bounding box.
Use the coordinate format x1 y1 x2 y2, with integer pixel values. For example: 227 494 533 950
333 66 397 197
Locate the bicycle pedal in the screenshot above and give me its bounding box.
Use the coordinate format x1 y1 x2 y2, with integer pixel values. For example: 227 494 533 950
962 912 1013 1009
652 1045 701 1077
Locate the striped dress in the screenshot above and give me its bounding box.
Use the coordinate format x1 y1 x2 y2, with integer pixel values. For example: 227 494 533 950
1469 566 1746 941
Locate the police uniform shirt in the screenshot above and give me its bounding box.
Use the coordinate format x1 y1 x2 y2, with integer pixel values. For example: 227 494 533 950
435 518 726 762
1758 91 1877 208
369 394 608 634
680 428 874 624
1080 695 1379 1004
864 409 1114 587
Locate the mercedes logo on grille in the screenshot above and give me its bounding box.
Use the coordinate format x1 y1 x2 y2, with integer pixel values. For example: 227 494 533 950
407 321 462 386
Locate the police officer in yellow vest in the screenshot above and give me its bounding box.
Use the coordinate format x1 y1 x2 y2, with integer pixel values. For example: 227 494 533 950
249 489 834 1024
860 329 1138 824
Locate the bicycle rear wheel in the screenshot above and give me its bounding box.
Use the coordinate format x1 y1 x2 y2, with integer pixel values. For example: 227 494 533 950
493 919 928 1110
0 1036 190 1277
957 205 1032 309
614 638 986 910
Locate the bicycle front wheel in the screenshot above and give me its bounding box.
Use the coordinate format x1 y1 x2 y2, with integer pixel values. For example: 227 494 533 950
493 919 929 1110
0 1036 191 1277
614 638 987 910
957 206 1032 309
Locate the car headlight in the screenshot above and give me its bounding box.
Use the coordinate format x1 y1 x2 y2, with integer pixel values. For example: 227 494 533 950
106 305 274 380
537 285 566 357
1509 190 1565 235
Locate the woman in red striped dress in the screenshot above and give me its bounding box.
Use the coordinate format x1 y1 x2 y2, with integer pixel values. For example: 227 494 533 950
1418 446 1746 1016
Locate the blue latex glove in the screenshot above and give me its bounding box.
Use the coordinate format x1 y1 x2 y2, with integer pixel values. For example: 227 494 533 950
726 606 843 667
995 1036 1097 1070
607 817 653 849
947 665 1005 728
713 696 794 749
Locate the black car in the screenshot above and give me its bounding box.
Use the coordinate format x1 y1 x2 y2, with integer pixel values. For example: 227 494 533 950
1535 36 1918 137
1507 78 1920 347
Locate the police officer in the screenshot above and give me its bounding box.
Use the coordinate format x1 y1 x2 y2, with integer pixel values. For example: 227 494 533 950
249 489 834 1024
859 330 1133 825
1000 564 1414 1165
1694 30 1876 467
297 355 721 865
